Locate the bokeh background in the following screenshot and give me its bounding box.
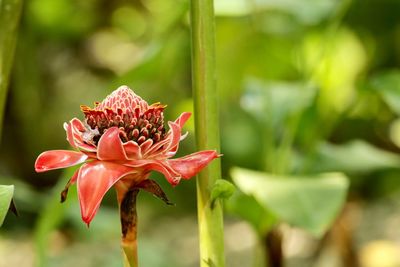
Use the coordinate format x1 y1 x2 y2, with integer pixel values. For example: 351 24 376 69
1 0 400 266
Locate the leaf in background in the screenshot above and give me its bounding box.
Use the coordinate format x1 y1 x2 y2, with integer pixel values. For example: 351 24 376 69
0 185 14 226
310 140 400 174
214 0 251 16
390 118 400 148
370 70 400 116
0 0 23 138
226 190 276 235
302 28 366 116
221 108 262 169
8 199 18 216
215 0 338 25
34 168 77 267
241 79 316 127
231 168 349 237
27 0 97 38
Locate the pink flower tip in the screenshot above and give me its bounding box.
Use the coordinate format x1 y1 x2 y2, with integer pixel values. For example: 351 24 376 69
35 165 48 172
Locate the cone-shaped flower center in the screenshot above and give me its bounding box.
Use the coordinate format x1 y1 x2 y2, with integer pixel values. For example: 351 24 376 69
80 86 166 145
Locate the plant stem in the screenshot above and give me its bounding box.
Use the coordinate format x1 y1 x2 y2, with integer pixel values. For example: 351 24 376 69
189 0 225 266
0 0 23 138
117 185 139 267
264 228 283 267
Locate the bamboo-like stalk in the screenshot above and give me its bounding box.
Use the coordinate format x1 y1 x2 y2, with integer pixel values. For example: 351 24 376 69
189 0 225 266
0 0 23 138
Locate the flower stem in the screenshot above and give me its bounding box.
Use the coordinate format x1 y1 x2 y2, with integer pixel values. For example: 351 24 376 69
189 0 225 266
0 0 23 138
118 187 139 267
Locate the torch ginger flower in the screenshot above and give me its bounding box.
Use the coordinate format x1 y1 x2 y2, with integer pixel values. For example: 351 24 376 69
35 86 219 226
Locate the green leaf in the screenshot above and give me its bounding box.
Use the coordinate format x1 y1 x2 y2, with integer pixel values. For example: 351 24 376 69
0 185 14 226
215 0 339 25
311 140 400 174
226 191 276 235
210 179 235 208
242 79 316 126
231 168 349 237
371 70 400 115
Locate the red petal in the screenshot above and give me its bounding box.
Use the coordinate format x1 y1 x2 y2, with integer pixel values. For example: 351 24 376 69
164 121 181 157
162 113 191 157
64 122 77 148
123 141 142 159
82 151 97 159
143 138 170 158
97 127 128 161
125 159 181 186
77 161 135 225
65 118 97 152
70 117 86 132
60 169 79 203
168 150 219 179
140 139 153 154
77 142 97 152
174 112 191 128
35 150 87 172
142 122 181 159
70 168 79 184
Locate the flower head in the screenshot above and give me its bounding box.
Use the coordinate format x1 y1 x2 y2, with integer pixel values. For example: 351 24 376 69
35 86 219 225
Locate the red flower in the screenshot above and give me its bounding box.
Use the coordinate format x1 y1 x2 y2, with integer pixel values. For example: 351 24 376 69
35 86 219 225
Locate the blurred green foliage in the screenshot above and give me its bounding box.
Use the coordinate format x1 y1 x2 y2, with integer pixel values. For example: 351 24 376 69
231 168 349 237
0 185 14 226
1 0 400 266
0 0 22 137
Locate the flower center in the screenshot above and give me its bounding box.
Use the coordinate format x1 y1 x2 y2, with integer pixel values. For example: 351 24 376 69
80 87 166 145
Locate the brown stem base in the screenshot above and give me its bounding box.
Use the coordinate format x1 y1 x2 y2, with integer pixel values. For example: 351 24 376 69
119 188 139 267
265 228 283 267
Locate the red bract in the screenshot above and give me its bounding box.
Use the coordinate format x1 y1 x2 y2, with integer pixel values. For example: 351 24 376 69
35 86 219 225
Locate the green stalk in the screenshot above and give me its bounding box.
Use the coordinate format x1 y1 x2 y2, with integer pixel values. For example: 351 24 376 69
0 0 22 138
189 0 225 266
